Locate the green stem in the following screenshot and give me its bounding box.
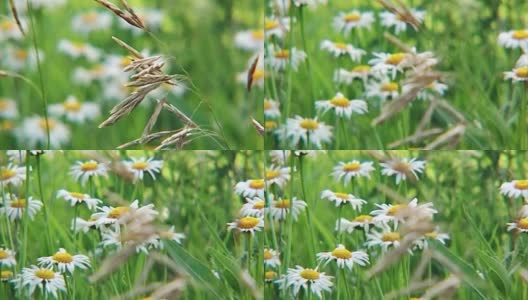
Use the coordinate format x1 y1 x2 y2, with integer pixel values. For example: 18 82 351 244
299 156 316 265
520 83 527 149
298 6 316 116
36 156 52 252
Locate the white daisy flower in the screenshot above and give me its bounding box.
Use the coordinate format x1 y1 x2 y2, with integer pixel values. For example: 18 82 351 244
0 18 26 41
235 179 265 199
413 229 450 250
71 11 112 34
315 92 368 118
14 116 70 149
155 226 186 248
12 0 66 11
264 248 281 268
123 157 164 183
334 65 373 84
227 216 264 235
379 9 425 34
371 198 437 226
0 248 16 267
264 99 281 118
0 98 19 119
507 217 528 233
498 29 528 50
71 216 99 233
408 80 448 101
267 197 307 221
369 52 410 79
321 190 366 210
365 78 400 100
276 266 333 299
500 180 528 199
240 197 265 217
265 165 290 188
0 163 26 186
69 160 109 185
100 229 151 253
316 244 369 270
0 194 42 221
266 47 307 72
516 53 528 68
504 66 528 82
38 248 91 274
237 53 265 89
3 46 41 71
365 229 402 252
265 17 290 39
380 158 426 184
336 215 376 233
56 189 101 211
320 40 365 61
48 96 101 124
277 116 333 149
20 266 66 298
1 270 13 282
265 271 278 283
57 40 101 62
234 29 264 52
333 10 375 35
93 200 158 228
331 160 375 185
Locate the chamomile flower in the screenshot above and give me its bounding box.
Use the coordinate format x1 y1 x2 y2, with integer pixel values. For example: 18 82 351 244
380 158 426 184
365 229 402 252
56 189 101 211
99 229 151 253
234 29 264 52
278 116 333 149
71 216 99 233
336 215 376 233
265 17 290 39
266 47 307 72
316 244 369 270
235 179 265 199
265 271 278 283
321 190 366 210
240 198 265 217
371 198 437 225
369 52 410 79
334 65 373 84
500 180 528 199
0 163 26 186
0 248 16 267
15 116 70 149
276 266 333 299
504 66 528 82
71 11 112 34
409 80 449 100
227 216 264 235
123 157 164 183
265 165 290 188
0 194 42 221
3 46 40 71
1 270 13 282
57 40 101 62
48 96 101 123
264 248 281 268
70 160 109 185
498 29 528 50
333 10 375 35
331 160 375 185
413 229 450 250
20 266 66 298
320 40 365 61
0 18 26 41
0 98 18 119
264 99 281 118
380 9 425 34
268 197 307 221
315 92 368 118
93 200 158 228
365 78 400 100
155 226 186 248
507 217 528 233
38 248 91 274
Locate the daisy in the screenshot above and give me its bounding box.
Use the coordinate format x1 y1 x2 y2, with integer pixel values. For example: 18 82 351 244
365 78 400 100
14 116 70 149
0 163 26 186
0 98 19 119
264 99 281 118
315 92 367 118
38 248 91 274
316 244 369 270
334 65 373 84
371 198 437 225
266 47 307 72
3 46 40 71
379 9 425 34
265 165 290 188
264 248 281 268
71 216 99 233
369 52 410 79
123 157 164 183
69 160 109 185
93 200 158 228
48 96 101 123
1 270 13 282
410 80 449 101
20 266 66 298
321 190 366 210
333 10 375 35
500 180 528 199
56 189 101 211
507 217 528 233
380 158 426 184
240 197 265 217
71 11 112 34
278 116 333 149
365 229 402 252
234 29 264 52
99 229 151 253
154 226 186 248
331 160 375 185
276 266 333 299
57 40 101 62
227 216 264 235
265 271 278 283
498 29 528 50
504 66 528 82
336 215 376 233
413 229 450 250
268 197 307 221
0 248 16 267
0 194 42 221
320 40 365 61
0 18 26 41
235 179 265 199
265 17 290 39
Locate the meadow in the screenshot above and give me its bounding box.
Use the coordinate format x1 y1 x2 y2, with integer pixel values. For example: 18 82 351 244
264 0 528 150
0 150 264 299
0 0 263 149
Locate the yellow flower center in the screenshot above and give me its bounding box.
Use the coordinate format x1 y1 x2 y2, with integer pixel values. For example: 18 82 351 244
0 20 15 31
342 162 361 172
512 30 528 40
265 170 281 180
299 119 319 130
35 269 55 280
108 206 130 219
425 231 437 239
331 248 352 259
39 118 56 131
0 120 14 131
121 57 132 68
249 179 265 190
0 101 8 111
275 50 289 59
0 270 13 279
132 161 149 170
334 192 349 200
385 53 407 65
265 121 277 130
71 42 86 51
82 12 98 23
382 232 400 242
264 250 272 260
238 217 260 229
354 215 373 223
343 13 361 22
14 49 27 60
387 204 406 216
265 271 277 280
253 201 265 210
159 231 176 239
80 162 98 171
0 250 8 259
64 99 81 112
10 199 26 208
299 269 320 280
251 30 264 40
0 168 16 181
515 67 528 78
330 95 350 107
69 192 86 200
274 200 290 209
381 82 399 92
518 218 528 230
352 65 371 73
264 101 272 111
392 162 411 173
265 19 279 31
52 251 73 263
333 42 348 50
253 69 264 80
515 180 528 190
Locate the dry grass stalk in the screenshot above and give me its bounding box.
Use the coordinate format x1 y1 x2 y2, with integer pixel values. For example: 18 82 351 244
251 118 264 135
247 55 260 92
423 123 466 150
161 101 198 128
155 127 195 150
388 128 443 149
117 130 178 149
111 36 143 59
8 0 25 35
421 275 460 299
142 98 166 138
375 0 422 31
240 270 263 300
94 0 145 29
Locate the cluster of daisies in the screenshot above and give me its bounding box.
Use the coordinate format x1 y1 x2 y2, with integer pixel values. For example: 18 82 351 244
500 28 528 83
261 151 449 298
501 179 528 233
264 2 449 149
0 152 184 298
0 3 183 148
